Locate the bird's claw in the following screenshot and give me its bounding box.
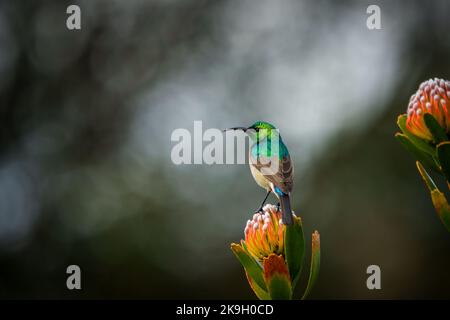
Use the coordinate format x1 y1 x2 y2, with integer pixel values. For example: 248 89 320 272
254 207 263 214
276 202 280 212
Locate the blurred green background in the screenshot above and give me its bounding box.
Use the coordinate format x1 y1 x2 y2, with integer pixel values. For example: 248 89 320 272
0 0 450 299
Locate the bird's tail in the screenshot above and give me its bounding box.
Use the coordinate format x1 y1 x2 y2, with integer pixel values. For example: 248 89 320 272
279 193 293 225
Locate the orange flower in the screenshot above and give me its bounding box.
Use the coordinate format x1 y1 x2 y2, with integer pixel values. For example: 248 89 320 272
396 78 450 233
231 204 321 300
243 205 285 261
406 78 450 140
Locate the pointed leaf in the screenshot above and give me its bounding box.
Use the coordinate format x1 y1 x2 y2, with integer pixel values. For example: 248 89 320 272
431 190 450 232
416 161 438 192
262 254 292 300
423 113 448 144
245 272 271 300
397 114 435 155
302 231 321 300
284 215 305 290
231 243 267 292
437 142 450 182
395 133 440 172
416 162 450 232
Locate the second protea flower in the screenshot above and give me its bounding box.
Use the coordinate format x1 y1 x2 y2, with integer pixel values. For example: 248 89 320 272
395 77 450 232
406 78 450 141
231 204 320 300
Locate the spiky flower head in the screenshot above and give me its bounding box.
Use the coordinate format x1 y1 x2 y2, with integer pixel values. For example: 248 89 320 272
395 77 450 233
230 204 321 300
243 204 285 262
406 78 450 141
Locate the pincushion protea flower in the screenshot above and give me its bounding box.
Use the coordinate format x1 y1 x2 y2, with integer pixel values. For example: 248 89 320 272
231 204 320 300
243 209 285 261
406 78 450 141
395 77 450 232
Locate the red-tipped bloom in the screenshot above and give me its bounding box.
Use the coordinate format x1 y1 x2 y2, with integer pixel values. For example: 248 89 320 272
406 78 450 140
231 204 321 300
396 77 450 233
243 205 285 262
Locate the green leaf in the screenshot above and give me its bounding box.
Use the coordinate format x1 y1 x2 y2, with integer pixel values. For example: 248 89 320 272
397 114 435 155
245 273 271 300
416 161 438 192
395 133 440 172
437 142 450 182
416 161 450 232
423 113 448 144
262 254 292 300
302 231 321 300
431 190 450 232
284 216 305 290
265 274 292 300
231 243 267 292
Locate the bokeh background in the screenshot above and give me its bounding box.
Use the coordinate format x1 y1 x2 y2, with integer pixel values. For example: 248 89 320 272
0 0 450 299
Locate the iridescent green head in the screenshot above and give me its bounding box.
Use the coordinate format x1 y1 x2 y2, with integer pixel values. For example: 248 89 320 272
223 121 279 141
247 121 279 140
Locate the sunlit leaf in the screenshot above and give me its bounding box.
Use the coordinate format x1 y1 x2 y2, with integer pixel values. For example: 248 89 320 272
416 161 438 192
431 190 450 232
302 231 321 299
416 162 450 232
397 114 435 155
231 243 267 292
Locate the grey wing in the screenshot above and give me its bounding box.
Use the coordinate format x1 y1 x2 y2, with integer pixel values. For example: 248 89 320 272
250 152 294 194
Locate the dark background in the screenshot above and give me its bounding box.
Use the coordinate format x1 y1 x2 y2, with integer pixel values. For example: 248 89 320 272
0 0 450 299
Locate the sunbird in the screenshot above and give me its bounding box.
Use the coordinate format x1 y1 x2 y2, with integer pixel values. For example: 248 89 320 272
224 121 294 225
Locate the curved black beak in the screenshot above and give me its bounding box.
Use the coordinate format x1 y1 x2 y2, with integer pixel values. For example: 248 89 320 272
222 126 248 132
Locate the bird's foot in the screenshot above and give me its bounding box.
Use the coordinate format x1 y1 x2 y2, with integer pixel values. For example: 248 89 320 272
276 202 280 212
254 207 263 214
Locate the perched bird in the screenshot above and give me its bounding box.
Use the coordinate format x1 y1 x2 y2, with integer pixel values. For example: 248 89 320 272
224 121 294 225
